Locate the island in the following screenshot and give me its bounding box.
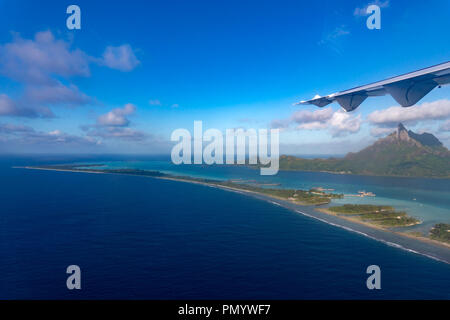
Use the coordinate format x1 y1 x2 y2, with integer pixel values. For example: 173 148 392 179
430 224 450 244
277 123 450 178
20 163 450 262
316 204 421 228
27 164 342 206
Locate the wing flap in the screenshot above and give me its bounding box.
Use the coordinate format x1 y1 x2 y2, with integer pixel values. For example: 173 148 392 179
297 61 450 111
335 94 368 112
384 79 438 107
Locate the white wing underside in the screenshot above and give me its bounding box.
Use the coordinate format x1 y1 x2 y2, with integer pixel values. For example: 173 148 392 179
297 61 450 111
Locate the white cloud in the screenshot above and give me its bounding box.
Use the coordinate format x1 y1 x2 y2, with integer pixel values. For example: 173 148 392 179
97 103 136 127
0 93 54 118
0 30 94 117
101 44 140 72
272 107 361 137
0 30 90 85
327 110 362 136
367 99 450 126
24 82 92 107
0 122 99 146
82 103 148 142
292 107 334 124
0 31 141 119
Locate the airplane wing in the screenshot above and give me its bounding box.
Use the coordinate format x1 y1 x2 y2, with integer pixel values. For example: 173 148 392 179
297 61 450 111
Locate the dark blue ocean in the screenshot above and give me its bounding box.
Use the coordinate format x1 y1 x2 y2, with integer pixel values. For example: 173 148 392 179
1 156 449 299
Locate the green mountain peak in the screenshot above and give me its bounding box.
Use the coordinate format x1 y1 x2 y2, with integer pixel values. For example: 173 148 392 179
279 124 450 178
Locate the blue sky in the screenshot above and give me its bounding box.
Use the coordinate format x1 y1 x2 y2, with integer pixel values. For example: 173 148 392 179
0 0 449 154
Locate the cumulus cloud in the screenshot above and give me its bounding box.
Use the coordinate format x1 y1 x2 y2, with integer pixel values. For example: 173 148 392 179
325 111 362 136
0 30 90 85
292 107 334 124
97 103 136 127
0 30 93 117
354 0 389 16
0 93 54 118
101 44 140 72
0 31 140 119
0 122 99 146
367 99 450 126
272 107 361 137
0 82 89 118
82 103 147 141
24 82 92 107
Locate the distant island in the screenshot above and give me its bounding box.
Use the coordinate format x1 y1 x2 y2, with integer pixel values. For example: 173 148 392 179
279 123 450 178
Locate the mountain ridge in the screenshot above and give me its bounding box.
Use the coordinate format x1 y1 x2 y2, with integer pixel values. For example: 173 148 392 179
279 123 450 178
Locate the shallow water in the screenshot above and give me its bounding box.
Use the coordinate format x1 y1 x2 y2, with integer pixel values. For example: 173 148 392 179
85 158 450 231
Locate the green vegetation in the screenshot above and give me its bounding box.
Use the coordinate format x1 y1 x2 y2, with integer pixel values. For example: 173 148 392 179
38 165 167 177
279 146 450 178
327 204 420 227
328 204 394 215
429 223 450 243
277 124 450 178
171 176 343 205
